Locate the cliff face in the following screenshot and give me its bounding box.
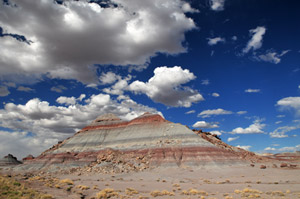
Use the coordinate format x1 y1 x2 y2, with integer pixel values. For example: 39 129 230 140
22 113 247 171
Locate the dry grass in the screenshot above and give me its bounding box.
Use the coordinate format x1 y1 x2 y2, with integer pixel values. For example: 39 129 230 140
125 187 139 195
0 174 53 199
181 188 208 196
150 190 175 197
59 178 74 185
96 188 119 199
76 185 90 190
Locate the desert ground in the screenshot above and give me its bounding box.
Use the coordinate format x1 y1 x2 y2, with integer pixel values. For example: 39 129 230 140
1 163 300 199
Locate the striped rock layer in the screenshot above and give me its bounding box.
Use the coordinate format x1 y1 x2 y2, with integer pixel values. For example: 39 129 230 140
24 113 247 170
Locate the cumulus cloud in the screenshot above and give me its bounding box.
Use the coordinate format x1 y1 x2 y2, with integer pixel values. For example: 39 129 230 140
245 89 260 93
236 145 251 151
270 125 300 138
128 66 204 107
0 0 196 84
227 136 239 142
182 2 199 13
103 75 132 95
210 0 225 11
0 86 10 97
99 72 120 85
56 96 77 105
230 120 265 134
277 97 300 116
207 37 225 46
198 108 233 118
0 93 161 158
192 121 219 129
243 26 266 54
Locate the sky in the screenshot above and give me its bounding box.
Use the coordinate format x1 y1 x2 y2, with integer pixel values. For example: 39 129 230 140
0 0 300 159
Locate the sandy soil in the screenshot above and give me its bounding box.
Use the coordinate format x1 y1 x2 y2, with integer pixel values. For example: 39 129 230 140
3 163 300 199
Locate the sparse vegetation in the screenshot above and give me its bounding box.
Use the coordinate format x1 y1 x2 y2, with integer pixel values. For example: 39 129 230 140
181 188 208 196
59 178 74 185
96 188 119 199
125 187 139 195
150 190 175 197
0 174 53 199
76 185 90 190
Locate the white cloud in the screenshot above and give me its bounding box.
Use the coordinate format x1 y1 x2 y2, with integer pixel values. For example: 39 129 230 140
0 93 161 158
0 0 196 84
103 75 131 95
129 66 204 107
270 125 300 138
210 0 225 11
232 36 237 41
237 111 247 115
0 130 59 160
211 131 222 136
264 147 276 151
56 96 77 105
17 86 34 92
278 145 300 152
236 145 251 151
78 94 86 101
256 50 290 64
50 85 68 93
245 89 260 93
192 121 219 129
212 92 220 97
198 108 233 118
182 2 199 13
99 72 120 85
201 79 210 85
277 97 300 116
0 86 10 97
257 52 280 64
207 37 225 46
185 110 195 114
227 136 239 142
230 119 265 134
275 121 282 124
243 26 266 54
263 145 300 153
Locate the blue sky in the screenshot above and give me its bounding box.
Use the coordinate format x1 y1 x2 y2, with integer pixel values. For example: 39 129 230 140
0 0 299 159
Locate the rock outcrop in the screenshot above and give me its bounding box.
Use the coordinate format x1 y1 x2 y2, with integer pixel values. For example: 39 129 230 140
21 113 255 171
0 154 22 166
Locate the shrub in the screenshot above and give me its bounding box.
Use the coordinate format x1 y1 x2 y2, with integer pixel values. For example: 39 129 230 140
97 188 119 199
59 178 74 185
76 185 90 190
125 187 139 195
